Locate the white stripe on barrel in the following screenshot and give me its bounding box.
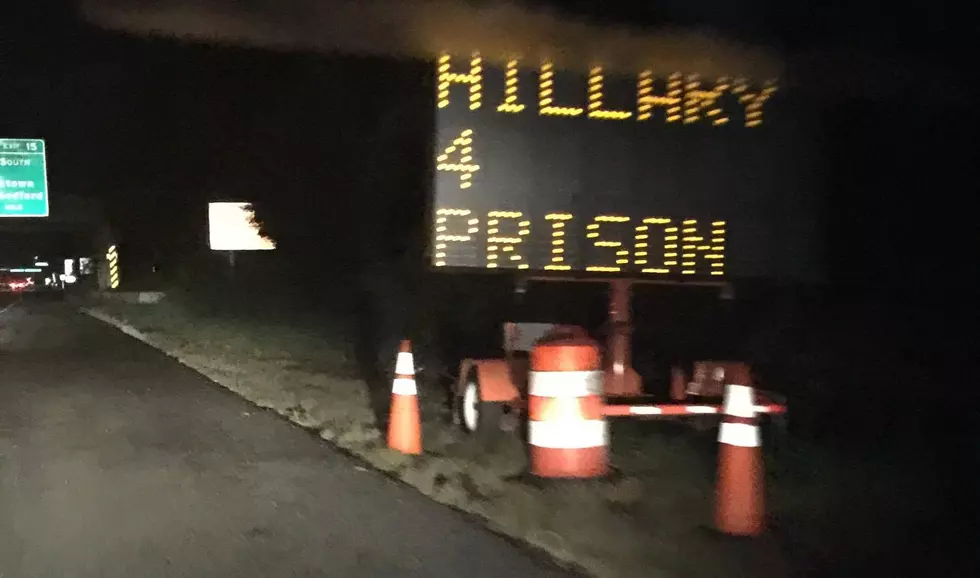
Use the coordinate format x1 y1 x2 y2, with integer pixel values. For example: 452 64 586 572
529 370 603 398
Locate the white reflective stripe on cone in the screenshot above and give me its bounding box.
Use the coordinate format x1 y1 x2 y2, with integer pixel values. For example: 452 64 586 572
528 371 603 398
722 384 756 418
528 419 608 449
395 352 415 376
718 422 761 447
392 377 417 396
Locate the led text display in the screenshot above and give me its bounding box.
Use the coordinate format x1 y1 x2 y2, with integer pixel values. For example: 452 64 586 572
431 53 823 281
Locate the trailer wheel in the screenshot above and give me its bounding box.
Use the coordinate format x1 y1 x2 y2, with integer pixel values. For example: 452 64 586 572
457 376 505 443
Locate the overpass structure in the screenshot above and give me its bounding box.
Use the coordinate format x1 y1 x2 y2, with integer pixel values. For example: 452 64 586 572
79 0 969 106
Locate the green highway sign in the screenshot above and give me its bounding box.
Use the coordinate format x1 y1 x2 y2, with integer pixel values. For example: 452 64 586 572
0 138 49 218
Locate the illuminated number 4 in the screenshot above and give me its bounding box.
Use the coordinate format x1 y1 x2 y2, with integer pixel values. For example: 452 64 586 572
435 129 480 189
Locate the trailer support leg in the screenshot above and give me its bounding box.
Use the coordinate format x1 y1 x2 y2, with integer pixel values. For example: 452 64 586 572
605 279 642 396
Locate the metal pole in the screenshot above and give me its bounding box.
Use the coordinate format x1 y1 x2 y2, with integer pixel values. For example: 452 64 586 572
606 278 638 396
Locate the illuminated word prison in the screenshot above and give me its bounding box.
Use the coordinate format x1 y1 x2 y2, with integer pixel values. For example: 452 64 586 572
434 209 727 276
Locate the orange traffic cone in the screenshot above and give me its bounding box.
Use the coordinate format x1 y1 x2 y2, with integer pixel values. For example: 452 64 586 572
387 340 422 455
714 367 765 536
670 366 687 401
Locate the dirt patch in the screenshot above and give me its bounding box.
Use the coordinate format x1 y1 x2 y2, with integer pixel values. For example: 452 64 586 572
83 299 943 578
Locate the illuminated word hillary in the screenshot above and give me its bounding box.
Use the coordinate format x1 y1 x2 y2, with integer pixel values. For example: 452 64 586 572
434 208 726 276
437 54 776 127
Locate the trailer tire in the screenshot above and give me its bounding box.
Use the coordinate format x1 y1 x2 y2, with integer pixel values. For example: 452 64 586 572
457 376 505 444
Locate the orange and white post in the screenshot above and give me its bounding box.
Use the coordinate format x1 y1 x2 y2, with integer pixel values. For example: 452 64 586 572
387 340 422 455
714 372 765 536
527 336 609 479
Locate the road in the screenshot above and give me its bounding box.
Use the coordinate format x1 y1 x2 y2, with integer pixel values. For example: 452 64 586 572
0 292 21 315
0 297 577 578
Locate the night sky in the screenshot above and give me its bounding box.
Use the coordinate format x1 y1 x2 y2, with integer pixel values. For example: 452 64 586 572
1 1 973 298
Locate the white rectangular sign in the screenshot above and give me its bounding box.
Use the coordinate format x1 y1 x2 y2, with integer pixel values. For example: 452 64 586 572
208 202 276 251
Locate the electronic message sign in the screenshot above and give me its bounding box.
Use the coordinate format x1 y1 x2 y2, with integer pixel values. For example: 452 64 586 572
430 54 823 282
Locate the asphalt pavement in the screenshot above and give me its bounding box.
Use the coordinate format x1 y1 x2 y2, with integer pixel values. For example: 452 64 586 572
0 298 578 578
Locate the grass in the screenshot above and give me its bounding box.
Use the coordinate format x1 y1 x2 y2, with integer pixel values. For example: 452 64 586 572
83 293 945 578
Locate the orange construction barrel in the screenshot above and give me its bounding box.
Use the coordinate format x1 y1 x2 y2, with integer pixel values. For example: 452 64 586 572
527 335 608 479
